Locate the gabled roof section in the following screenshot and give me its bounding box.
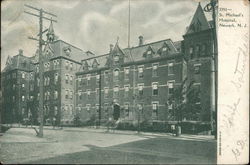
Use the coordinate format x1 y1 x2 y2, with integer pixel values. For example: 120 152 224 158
123 38 178 63
185 3 210 34
111 43 125 56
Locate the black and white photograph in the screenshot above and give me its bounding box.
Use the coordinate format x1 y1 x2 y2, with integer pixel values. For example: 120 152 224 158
0 0 248 164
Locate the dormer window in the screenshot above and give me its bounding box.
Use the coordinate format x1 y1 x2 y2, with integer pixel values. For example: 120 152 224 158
147 50 152 55
64 47 71 56
162 47 167 52
114 55 119 62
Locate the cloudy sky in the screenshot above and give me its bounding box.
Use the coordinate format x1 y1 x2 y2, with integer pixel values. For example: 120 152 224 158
1 0 211 70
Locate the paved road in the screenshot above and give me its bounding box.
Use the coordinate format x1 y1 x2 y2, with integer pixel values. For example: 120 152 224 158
0 127 216 164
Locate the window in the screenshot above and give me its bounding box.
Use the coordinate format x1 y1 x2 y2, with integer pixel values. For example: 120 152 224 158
54 106 58 115
65 74 69 84
22 84 25 88
104 71 109 84
70 91 73 99
114 69 119 81
162 47 167 52
86 104 91 111
96 104 99 114
201 44 206 56
47 91 50 100
37 93 40 100
152 102 159 119
114 86 119 98
168 81 175 95
195 45 200 57
194 64 201 74
36 65 39 72
55 73 58 84
78 90 82 100
96 74 100 85
37 78 40 86
30 84 34 91
194 84 201 104
189 47 194 59
152 82 158 96
65 90 69 99
168 63 174 75
70 63 73 70
96 88 99 98
104 88 109 98
124 67 129 80
12 73 16 78
54 91 58 99
70 75 73 85
22 72 25 78
12 96 15 102
30 95 34 101
47 77 50 85
138 103 143 113
13 84 16 90
65 61 69 69
22 95 25 102
152 63 158 77
114 55 119 62
124 85 130 98
124 103 129 118
147 50 152 55
138 84 144 95
87 89 91 99
30 72 34 80
87 74 91 85
168 101 173 110
104 103 109 114
138 66 144 79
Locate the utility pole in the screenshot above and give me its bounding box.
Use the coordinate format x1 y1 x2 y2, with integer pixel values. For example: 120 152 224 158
127 0 131 48
98 70 102 127
204 0 218 139
24 4 57 137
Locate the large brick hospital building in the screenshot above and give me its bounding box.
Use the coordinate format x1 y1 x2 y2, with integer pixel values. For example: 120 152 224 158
1 3 215 129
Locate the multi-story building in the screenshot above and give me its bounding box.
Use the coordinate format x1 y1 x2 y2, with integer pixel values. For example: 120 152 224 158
31 21 91 125
1 49 35 124
1 3 215 128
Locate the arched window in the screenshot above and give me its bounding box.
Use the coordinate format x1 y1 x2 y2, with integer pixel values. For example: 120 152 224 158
189 46 194 59
114 69 119 81
195 45 200 57
201 44 207 56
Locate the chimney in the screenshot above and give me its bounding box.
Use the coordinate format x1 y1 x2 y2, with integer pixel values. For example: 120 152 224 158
110 44 114 52
138 36 143 46
19 49 23 56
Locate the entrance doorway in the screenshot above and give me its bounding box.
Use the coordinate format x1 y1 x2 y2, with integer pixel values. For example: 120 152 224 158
113 104 120 121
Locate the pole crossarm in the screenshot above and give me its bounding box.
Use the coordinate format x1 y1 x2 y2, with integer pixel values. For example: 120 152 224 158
24 11 57 22
24 4 57 17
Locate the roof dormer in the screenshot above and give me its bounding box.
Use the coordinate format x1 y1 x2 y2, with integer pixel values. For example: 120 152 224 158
143 46 155 59
157 42 171 56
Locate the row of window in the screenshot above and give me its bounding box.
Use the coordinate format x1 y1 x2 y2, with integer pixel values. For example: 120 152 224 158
77 81 175 100
77 63 174 87
76 102 162 118
189 44 207 59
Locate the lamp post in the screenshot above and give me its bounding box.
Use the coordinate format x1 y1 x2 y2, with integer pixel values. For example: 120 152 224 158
204 0 218 139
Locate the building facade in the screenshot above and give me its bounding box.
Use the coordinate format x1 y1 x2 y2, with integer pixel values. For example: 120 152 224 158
1 3 215 128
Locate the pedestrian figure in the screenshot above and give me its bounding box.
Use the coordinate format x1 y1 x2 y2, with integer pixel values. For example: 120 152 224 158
171 124 175 136
53 117 56 129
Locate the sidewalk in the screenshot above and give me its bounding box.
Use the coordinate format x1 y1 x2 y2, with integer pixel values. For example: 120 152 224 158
62 126 215 142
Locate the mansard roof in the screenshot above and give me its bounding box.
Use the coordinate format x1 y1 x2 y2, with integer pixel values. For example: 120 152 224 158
76 38 181 74
2 51 34 72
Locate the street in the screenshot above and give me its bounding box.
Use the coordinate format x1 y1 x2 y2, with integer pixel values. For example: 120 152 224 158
0 127 216 164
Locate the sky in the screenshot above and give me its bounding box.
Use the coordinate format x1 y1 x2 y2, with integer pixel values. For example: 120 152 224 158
1 0 211 70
